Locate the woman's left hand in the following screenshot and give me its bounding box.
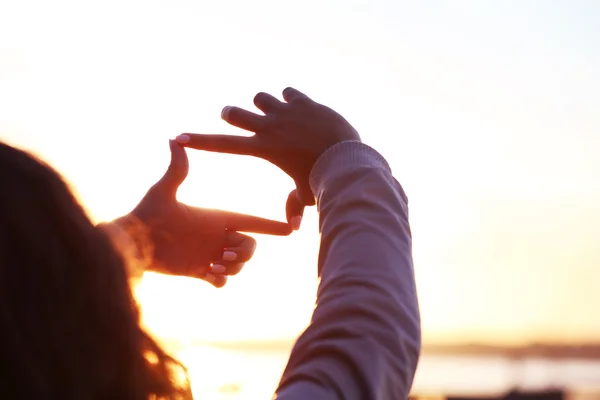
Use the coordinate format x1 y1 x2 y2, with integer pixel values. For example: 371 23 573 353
118 140 291 288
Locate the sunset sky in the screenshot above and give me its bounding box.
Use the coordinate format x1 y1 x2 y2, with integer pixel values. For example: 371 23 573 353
1 0 599 346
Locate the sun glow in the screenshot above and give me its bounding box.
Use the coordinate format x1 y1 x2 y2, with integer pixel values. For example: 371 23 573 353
2 2 600 397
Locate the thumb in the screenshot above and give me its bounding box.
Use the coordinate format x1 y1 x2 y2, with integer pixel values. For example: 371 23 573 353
295 179 317 207
286 189 305 231
155 139 189 197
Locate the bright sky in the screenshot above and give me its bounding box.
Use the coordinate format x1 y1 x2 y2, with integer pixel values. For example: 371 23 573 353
1 0 599 346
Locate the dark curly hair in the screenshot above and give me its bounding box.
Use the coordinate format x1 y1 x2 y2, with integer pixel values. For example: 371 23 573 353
0 142 191 399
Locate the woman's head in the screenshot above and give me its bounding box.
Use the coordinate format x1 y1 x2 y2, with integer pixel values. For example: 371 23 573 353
0 142 189 399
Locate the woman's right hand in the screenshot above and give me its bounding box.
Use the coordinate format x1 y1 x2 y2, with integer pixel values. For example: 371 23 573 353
176 88 361 229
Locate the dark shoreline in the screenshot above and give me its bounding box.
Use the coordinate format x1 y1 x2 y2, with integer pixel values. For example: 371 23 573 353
188 340 600 360
422 343 600 359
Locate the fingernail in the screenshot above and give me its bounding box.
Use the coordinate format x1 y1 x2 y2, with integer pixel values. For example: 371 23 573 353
205 273 216 282
221 106 231 120
211 264 226 274
222 251 237 261
176 134 190 144
290 216 302 231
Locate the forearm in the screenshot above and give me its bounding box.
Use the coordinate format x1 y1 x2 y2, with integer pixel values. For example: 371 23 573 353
276 142 421 399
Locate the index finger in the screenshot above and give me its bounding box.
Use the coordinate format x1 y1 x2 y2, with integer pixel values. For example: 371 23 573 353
176 133 262 157
220 211 292 236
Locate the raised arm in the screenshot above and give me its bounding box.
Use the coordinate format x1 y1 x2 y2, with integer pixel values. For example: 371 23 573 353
98 140 292 287
275 141 420 399
178 87 422 399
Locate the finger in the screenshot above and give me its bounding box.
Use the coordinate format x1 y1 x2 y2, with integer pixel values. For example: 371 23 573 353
210 260 245 276
282 87 311 103
210 231 256 276
222 231 256 263
286 189 305 231
154 140 189 197
176 133 262 157
254 92 284 114
221 106 266 132
221 211 292 236
295 179 317 207
204 272 228 288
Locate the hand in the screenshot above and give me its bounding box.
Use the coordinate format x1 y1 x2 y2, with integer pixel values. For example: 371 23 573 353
123 140 291 288
176 87 361 230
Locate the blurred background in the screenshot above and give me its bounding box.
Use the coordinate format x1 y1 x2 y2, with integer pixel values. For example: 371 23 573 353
1 0 599 398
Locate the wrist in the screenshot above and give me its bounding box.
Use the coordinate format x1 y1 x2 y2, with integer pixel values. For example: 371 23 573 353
309 141 390 197
98 214 152 280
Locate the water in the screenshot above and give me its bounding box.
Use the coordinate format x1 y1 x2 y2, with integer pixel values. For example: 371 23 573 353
172 345 600 399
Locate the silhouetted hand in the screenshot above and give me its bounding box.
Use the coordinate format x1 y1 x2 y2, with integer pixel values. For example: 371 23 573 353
122 140 291 288
176 87 361 230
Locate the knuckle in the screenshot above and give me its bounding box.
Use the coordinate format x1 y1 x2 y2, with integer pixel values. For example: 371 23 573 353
262 113 278 127
238 244 255 262
145 184 162 198
246 238 257 253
